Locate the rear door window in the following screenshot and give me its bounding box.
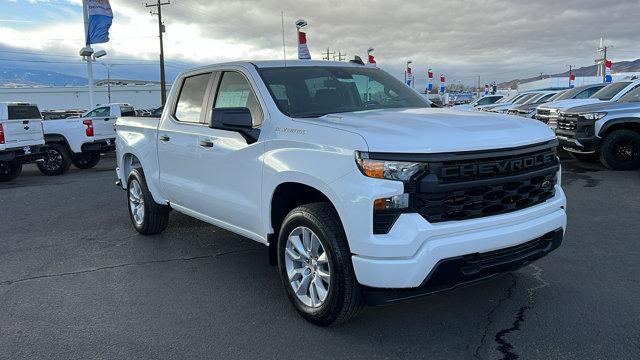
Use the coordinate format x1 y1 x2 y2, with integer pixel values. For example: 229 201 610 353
174 72 212 123
86 107 110 118
8 105 42 120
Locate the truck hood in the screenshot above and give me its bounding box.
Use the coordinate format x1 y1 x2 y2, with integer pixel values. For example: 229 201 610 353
539 98 603 111
314 108 556 153
564 101 640 114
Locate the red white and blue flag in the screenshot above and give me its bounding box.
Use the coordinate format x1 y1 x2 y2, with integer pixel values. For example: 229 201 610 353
297 31 311 60
605 59 613 83
406 66 413 86
439 74 446 93
427 69 433 92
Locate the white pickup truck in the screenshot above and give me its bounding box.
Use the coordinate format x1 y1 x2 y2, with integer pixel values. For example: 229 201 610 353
38 103 134 175
0 102 48 182
115 60 567 325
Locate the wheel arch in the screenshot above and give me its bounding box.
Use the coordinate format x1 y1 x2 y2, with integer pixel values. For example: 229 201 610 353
598 117 640 137
43 133 71 151
267 179 346 266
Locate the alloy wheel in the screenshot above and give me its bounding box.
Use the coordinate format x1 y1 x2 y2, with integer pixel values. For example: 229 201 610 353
284 226 331 308
128 179 145 225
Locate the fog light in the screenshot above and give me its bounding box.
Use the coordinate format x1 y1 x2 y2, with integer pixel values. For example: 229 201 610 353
374 194 410 211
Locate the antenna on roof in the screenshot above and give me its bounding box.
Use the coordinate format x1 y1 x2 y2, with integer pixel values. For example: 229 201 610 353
281 11 287 67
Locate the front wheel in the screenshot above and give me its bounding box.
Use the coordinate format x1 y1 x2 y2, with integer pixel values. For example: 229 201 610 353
0 161 22 182
37 143 71 176
127 169 170 235
72 152 101 169
599 129 640 170
277 203 362 326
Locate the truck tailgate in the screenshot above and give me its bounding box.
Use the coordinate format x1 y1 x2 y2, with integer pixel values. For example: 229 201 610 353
1 119 44 147
90 116 116 138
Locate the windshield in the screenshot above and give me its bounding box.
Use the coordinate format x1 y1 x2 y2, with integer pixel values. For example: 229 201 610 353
547 90 569 102
617 86 640 103
258 66 430 117
514 93 537 105
591 82 631 101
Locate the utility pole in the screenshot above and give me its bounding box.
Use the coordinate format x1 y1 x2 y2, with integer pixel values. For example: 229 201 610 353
145 0 170 105
335 52 346 61
477 75 480 96
322 47 335 61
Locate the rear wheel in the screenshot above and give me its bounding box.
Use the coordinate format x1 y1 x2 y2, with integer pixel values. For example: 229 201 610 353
277 203 362 326
0 161 22 182
37 143 71 176
72 152 101 169
569 152 599 162
127 168 170 235
599 130 640 170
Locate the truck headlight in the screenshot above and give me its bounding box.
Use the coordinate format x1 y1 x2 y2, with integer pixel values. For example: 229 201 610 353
581 112 607 120
355 151 426 181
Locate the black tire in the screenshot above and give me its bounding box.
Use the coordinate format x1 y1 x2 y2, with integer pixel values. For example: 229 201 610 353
72 152 101 169
569 152 599 162
126 168 170 235
599 129 640 170
277 202 362 326
0 161 22 182
37 143 71 176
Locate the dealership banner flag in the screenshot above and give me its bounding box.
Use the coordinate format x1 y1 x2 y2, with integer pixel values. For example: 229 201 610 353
297 31 311 60
86 0 113 45
605 59 613 83
406 67 413 86
427 69 433 92
440 74 445 93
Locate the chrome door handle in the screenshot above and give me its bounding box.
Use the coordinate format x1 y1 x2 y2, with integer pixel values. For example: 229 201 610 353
159 135 170 142
199 140 214 148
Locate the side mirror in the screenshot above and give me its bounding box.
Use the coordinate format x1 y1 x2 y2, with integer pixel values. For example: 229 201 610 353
210 107 253 129
209 107 260 144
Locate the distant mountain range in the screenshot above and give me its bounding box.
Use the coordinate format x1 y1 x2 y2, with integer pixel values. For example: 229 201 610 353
0 68 88 87
497 58 640 89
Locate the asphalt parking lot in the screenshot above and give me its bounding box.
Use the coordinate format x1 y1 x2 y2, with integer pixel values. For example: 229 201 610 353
1 154 639 360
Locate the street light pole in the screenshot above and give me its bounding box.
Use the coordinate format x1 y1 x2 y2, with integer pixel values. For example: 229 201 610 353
102 63 114 103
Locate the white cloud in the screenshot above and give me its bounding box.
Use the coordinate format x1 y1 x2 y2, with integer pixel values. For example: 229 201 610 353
1 0 639 85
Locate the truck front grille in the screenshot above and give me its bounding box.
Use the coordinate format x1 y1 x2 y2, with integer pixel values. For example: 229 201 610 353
556 114 578 139
413 143 558 223
414 172 556 223
370 141 560 233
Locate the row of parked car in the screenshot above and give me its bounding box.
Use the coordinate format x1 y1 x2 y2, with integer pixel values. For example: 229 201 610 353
0 102 134 182
458 78 640 170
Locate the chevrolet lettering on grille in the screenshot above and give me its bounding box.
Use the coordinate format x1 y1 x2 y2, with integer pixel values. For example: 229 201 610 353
440 152 556 179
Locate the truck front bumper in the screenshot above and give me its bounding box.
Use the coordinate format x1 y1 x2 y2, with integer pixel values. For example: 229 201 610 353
350 186 566 295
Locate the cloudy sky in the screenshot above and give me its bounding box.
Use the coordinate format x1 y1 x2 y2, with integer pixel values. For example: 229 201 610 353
1 0 639 86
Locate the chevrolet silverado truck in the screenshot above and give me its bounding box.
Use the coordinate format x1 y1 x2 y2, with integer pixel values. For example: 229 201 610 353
0 102 48 182
39 103 134 175
556 85 640 169
115 60 567 326
536 80 639 129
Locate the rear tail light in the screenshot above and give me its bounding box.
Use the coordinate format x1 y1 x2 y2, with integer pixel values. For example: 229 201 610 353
0 123 5 144
83 119 94 137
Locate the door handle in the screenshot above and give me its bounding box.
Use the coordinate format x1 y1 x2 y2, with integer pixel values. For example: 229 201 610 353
199 140 214 148
159 135 170 142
